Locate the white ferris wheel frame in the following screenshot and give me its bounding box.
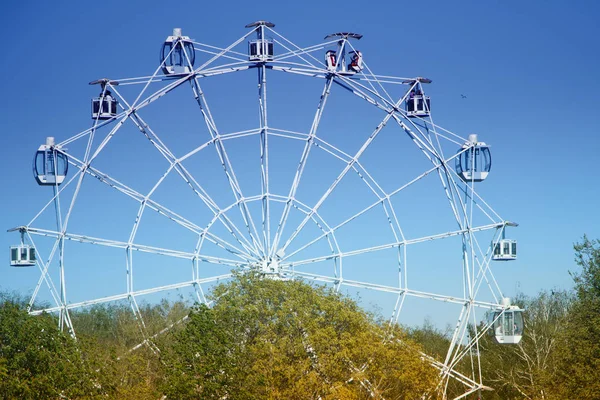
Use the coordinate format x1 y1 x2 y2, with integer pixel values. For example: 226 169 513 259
10 22 518 399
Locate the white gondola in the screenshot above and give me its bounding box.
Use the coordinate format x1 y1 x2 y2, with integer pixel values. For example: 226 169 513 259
160 28 195 75
493 239 517 261
406 91 431 117
491 300 524 344
455 134 491 182
246 21 275 62
9 244 36 267
323 32 363 75
91 90 118 120
347 50 363 72
248 38 274 62
33 137 68 186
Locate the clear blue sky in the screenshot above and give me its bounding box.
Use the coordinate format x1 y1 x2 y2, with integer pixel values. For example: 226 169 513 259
1 0 599 328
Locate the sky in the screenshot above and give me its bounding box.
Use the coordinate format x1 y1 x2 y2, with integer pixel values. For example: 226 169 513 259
1 0 599 330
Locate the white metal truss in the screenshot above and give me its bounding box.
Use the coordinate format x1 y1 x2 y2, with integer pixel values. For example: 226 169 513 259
9 22 519 399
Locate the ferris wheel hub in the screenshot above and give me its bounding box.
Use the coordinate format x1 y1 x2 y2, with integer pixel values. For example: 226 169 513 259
250 256 290 280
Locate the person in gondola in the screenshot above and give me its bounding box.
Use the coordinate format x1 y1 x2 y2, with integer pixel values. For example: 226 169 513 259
495 324 503 336
348 51 361 72
102 90 113 114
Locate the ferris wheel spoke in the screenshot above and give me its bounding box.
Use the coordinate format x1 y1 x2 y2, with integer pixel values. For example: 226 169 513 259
280 97 404 255
267 194 342 277
403 118 499 232
25 233 63 312
389 291 408 325
426 121 470 147
26 155 83 227
471 233 505 302
265 27 327 68
270 65 327 79
282 155 441 262
59 111 132 239
293 271 402 293
355 59 396 107
425 351 489 394
315 80 457 208
169 161 260 258
201 208 264 261
188 76 265 256
65 153 256 261
282 113 498 268
192 41 248 62
331 79 388 112
267 127 310 141
110 65 253 89
403 288 499 312
194 29 256 72
29 273 233 315
23 226 246 267
444 304 473 368
270 77 334 256
131 43 189 108
453 177 503 223
397 127 500 303
257 63 272 254
273 63 422 86
445 306 486 377
292 271 500 311
283 222 503 269
331 77 454 168
126 112 261 258
401 117 479 230
392 116 471 241
35 111 131 330
332 74 402 115
332 40 398 109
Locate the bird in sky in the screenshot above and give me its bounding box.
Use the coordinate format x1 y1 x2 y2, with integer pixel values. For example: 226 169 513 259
461 94 467 99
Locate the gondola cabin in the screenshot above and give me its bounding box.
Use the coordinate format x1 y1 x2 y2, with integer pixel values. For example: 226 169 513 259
325 50 337 71
33 137 68 186
91 91 117 120
456 134 491 182
249 38 274 61
492 306 524 344
347 50 363 72
406 92 431 117
493 239 517 261
10 245 36 267
160 28 195 75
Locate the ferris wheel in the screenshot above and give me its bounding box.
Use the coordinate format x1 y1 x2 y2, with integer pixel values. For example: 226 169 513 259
9 21 523 398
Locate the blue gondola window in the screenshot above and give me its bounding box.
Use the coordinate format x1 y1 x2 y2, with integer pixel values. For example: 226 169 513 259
161 40 195 73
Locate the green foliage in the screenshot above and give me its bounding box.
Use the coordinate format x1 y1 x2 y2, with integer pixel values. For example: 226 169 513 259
71 299 188 351
160 273 437 399
80 338 162 400
552 236 600 398
0 295 100 399
406 318 452 361
4 235 600 400
70 300 188 399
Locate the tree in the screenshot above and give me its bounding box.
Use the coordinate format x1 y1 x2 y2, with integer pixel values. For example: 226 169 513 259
552 236 600 398
0 295 101 399
478 290 571 400
160 273 438 399
70 300 188 399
